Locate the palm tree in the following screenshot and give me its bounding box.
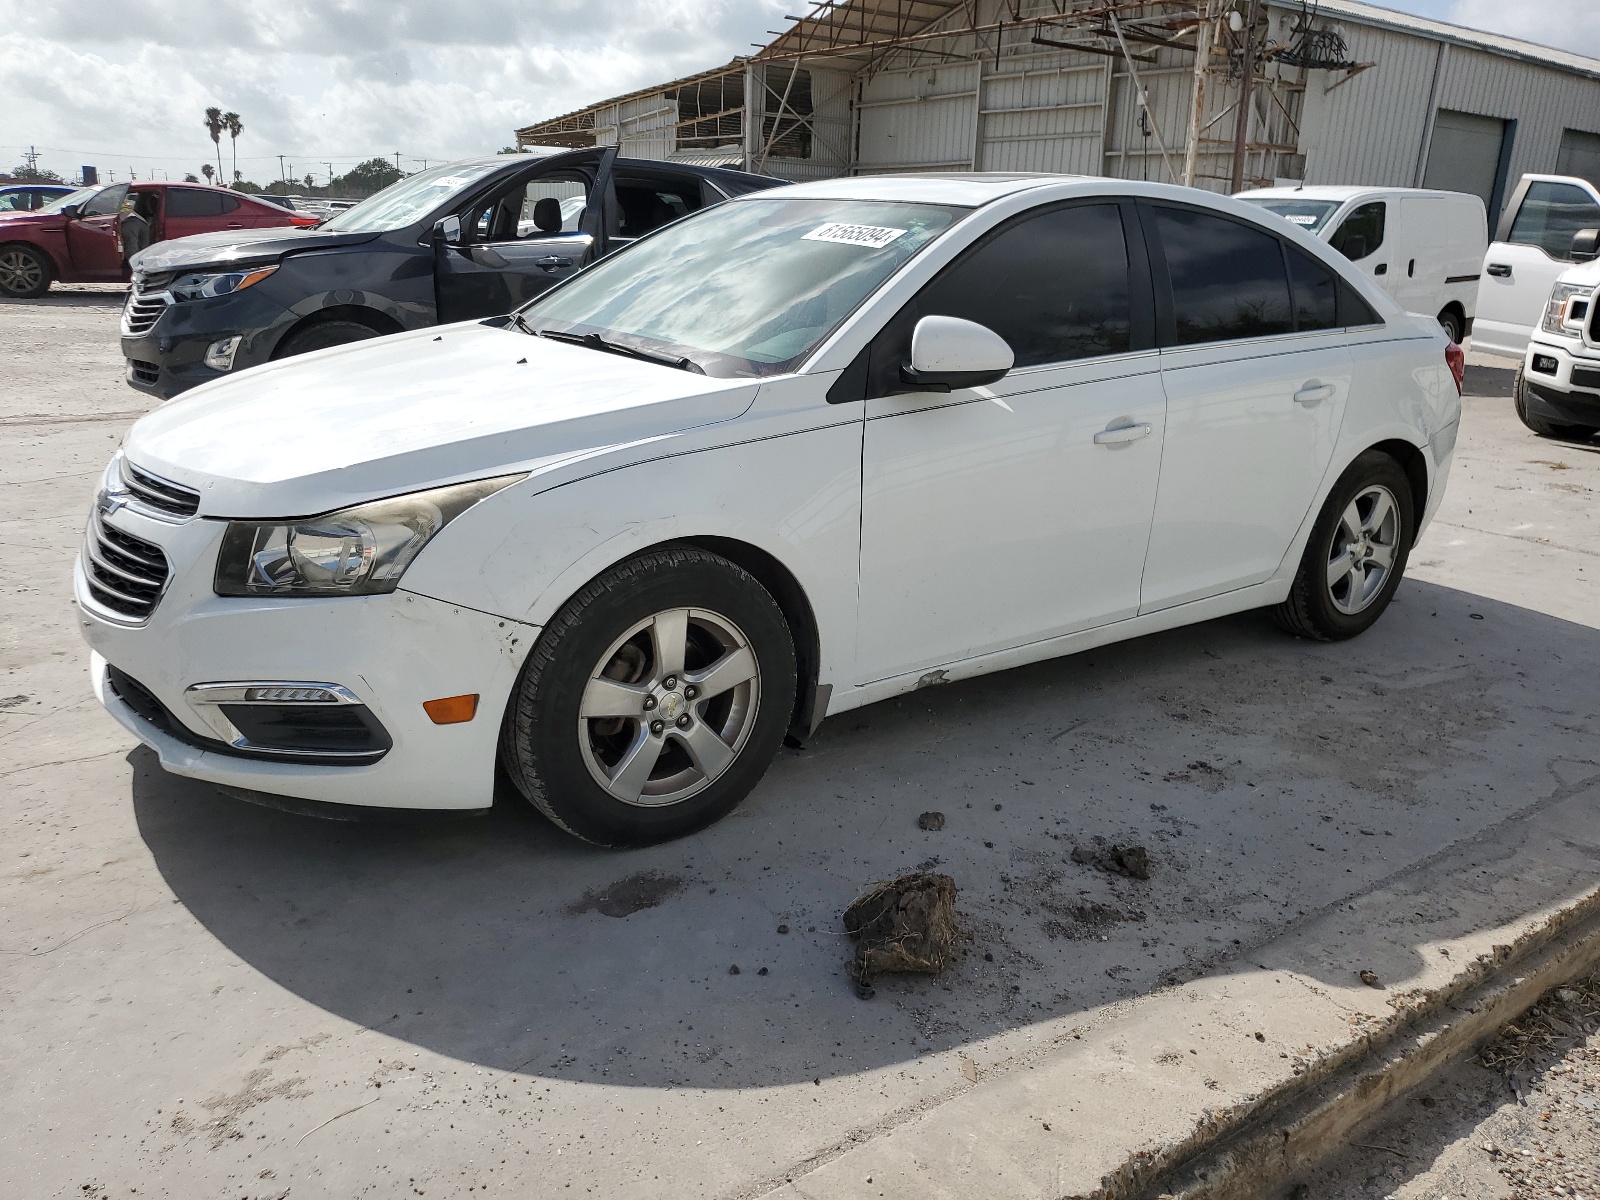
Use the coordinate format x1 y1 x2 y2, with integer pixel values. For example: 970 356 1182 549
203 107 225 181
201 164 214 184
223 112 242 187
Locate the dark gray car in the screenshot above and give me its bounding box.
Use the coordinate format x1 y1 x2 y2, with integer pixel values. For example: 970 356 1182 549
121 150 779 398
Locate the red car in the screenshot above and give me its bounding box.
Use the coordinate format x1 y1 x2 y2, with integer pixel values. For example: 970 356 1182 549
0 181 318 298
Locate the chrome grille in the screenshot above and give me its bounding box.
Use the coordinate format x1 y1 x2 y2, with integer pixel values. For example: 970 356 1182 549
123 462 199 519
83 512 170 620
122 291 170 336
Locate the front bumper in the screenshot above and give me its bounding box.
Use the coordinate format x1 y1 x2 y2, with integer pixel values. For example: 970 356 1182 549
1523 338 1600 428
120 286 290 399
75 504 536 810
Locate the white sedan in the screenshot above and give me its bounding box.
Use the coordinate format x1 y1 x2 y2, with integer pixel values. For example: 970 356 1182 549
76 174 1463 845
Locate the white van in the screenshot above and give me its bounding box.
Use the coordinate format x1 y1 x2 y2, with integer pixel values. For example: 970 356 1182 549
1237 186 1486 343
1472 174 1600 358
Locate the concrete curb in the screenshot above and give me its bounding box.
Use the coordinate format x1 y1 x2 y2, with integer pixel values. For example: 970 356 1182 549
756 776 1600 1200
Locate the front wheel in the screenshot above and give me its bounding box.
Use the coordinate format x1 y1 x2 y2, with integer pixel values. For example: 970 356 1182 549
274 319 380 359
1275 450 1415 641
500 548 796 846
0 244 52 298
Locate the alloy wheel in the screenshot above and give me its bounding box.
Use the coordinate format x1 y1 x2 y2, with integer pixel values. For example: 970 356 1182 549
577 606 761 806
1325 484 1400 615
0 249 43 294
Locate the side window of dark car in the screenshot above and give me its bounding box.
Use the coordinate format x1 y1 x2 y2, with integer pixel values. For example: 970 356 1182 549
1155 206 1293 344
1330 202 1385 259
866 203 1132 398
166 188 227 218
1508 181 1600 260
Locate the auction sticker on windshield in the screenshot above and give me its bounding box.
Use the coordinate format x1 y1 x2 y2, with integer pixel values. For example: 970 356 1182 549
802 223 908 248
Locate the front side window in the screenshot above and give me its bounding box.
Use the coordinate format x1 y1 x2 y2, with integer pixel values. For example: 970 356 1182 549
80 183 129 218
1330 202 1385 259
1155 206 1293 345
471 173 587 241
884 202 1132 374
1508 181 1600 260
520 197 964 377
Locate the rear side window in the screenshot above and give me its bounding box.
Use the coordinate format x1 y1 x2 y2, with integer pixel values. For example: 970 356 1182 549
1508 181 1600 260
1330 202 1385 259
166 188 228 217
901 203 1132 371
1154 206 1292 344
615 179 706 239
1286 245 1338 331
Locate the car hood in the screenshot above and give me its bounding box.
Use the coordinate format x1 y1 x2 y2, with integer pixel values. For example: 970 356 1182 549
1558 258 1600 287
121 322 763 518
130 226 379 274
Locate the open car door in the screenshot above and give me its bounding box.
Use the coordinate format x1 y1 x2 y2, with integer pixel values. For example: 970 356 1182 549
434 148 617 323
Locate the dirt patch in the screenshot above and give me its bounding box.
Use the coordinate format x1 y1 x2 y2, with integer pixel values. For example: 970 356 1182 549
844 872 959 998
567 870 685 918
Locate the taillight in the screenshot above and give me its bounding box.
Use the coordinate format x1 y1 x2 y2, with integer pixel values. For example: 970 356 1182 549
1444 342 1465 395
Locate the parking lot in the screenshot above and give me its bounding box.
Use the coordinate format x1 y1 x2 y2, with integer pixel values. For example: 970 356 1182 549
3 289 1599 1198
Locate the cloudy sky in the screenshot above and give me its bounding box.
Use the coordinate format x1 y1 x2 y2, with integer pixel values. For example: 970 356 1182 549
1 0 1589 186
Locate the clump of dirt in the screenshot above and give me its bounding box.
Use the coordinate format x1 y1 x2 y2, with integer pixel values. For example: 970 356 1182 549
567 870 685 918
844 872 959 999
917 811 945 831
1070 837 1152 880
1479 973 1600 1080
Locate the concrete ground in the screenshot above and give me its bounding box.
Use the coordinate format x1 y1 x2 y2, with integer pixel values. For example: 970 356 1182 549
3 290 1599 1200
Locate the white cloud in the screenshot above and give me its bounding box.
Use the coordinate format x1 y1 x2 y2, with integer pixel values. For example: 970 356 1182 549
0 0 786 184
1446 0 1600 59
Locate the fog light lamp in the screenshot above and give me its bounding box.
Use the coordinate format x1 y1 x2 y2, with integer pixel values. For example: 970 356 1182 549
423 694 479 725
205 336 243 372
243 686 341 703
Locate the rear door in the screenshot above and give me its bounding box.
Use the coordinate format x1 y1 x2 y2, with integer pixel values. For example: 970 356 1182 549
162 187 246 241
1391 196 1456 316
1475 178 1600 356
434 149 616 322
63 182 127 279
1140 203 1354 612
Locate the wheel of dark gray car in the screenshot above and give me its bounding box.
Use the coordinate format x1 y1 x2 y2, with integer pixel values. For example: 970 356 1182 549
0 244 52 298
1513 364 1598 441
500 547 796 846
274 319 381 359
1274 450 1415 642
1436 307 1463 345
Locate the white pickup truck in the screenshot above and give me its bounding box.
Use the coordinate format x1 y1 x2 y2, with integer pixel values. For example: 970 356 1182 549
1475 174 1600 358
1515 228 1600 440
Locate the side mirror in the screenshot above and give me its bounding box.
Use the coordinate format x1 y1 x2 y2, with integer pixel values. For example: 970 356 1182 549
899 315 1014 393
1339 233 1367 261
1572 227 1600 263
61 204 81 220
432 215 463 246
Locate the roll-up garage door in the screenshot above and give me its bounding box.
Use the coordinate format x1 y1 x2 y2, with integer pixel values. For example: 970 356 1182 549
1557 129 1600 188
1424 109 1508 210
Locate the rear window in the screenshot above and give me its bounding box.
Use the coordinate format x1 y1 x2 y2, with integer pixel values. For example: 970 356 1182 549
1509 181 1600 260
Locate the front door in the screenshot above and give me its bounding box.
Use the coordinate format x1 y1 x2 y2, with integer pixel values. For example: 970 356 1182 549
1139 203 1351 612
1474 179 1600 356
63 182 127 280
435 148 616 322
855 201 1165 683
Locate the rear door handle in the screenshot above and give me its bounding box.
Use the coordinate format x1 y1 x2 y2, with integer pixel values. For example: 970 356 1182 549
1093 421 1152 446
1486 263 1511 277
1294 381 1336 406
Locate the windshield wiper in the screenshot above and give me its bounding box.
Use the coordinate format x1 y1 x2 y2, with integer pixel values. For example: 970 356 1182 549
534 327 704 375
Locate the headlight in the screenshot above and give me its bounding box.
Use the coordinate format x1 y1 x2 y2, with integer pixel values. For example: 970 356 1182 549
170 265 278 302
1541 282 1592 335
213 475 523 598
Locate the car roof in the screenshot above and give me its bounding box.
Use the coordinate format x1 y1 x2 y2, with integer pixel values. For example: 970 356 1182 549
1239 185 1480 203
744 172 1095 207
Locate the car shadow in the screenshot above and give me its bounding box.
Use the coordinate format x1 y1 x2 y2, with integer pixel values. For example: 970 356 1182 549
1463 362 1514 397
131 578 1600 1089
0 288 127 308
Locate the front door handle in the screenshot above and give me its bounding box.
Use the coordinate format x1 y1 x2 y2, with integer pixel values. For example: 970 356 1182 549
1294 381 1336 406
535 256 570 270
1374 263 1388 276
1486 263 1511 277
1093 421 1152 446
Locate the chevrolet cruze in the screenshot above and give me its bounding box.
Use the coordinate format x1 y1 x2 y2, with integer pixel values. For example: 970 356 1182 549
77 174 1463 846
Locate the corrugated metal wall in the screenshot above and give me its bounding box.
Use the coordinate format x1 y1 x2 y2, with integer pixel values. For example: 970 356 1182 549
977 57 1108 174
857 61 982 171
1299 24 1443 186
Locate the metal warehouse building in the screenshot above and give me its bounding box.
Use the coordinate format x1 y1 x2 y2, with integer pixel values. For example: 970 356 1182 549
515 0 1600 222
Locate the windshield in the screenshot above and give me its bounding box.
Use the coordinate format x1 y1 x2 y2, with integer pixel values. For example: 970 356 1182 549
320 161 506 234
1238 197 1342 233
519 197 966 377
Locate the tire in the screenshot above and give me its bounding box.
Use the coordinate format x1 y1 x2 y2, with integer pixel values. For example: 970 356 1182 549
1436 307 1463 345
1274 450 1415 642
0 244 52 298
1513 364 1598 441
274 319 381 359
500 547 797 847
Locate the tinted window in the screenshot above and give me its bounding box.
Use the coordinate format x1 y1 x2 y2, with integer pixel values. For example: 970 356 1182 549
166 188 227 218
615 178 705 239
1286 245 1337 331
907 204 1132 369
1330 201 1385 259
1155 206 1292 344
1337 278 1381 327
1508 181 1600 260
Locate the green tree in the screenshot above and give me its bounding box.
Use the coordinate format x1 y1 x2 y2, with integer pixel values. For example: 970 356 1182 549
9 161 64 182
329 157 403 197
183 173 200 183
201 164 214 184
203 106 225 180
224 111 243 183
